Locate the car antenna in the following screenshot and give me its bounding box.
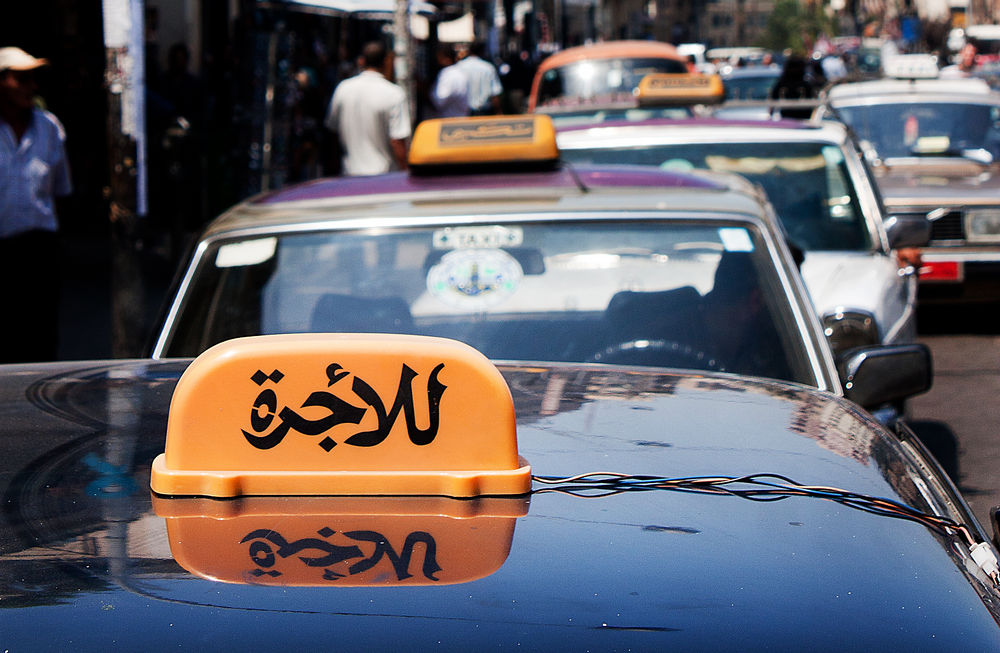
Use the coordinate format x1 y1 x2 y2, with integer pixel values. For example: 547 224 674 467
562 161 591 193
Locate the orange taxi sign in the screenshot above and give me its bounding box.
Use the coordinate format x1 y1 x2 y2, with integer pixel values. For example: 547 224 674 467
636 73 724 106
150 334 531 498
407 115 558 167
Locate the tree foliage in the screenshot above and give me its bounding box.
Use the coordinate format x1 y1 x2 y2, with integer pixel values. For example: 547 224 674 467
758 0 836 53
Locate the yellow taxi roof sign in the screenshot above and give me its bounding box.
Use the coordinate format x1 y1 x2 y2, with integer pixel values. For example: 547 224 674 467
408 115 558 168
636 73 724 106
150 334 531 498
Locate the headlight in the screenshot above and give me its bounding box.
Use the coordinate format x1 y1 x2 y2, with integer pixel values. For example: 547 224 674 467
965 209 1000 243
823 310 879 354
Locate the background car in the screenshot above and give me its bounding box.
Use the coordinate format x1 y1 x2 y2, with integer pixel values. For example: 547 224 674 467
711 65 783 120
557 118 926 357
527 40 688 113
153 115 928 413
153 159 833 388
822 72 1000 304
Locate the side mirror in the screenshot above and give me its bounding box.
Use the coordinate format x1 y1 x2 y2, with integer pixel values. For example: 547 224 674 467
838 343 932 409
962 148 994 165
885 213 931 249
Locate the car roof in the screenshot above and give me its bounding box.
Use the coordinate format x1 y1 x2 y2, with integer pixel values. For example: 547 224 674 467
556 117 850 145
719 65 782 79
535 40 685 75
200 165 776 240
2 358 998 647
826 77 998 102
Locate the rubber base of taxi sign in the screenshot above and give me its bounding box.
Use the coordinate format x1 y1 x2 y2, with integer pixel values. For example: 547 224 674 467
150 333 531 498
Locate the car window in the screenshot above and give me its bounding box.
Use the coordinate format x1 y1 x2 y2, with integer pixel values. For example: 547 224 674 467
546 106 692 128
537 57 687 107
837 103 1000 160
561 142 872 251
722 71 780 100
165 221 815 384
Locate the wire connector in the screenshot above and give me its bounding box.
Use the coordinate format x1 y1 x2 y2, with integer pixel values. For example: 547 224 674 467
969 542 1000 586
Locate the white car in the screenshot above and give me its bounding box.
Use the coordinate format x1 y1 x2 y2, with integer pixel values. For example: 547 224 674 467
557 118 928 355
820 74 1000 304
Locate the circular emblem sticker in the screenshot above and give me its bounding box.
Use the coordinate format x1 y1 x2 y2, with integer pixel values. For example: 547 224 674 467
427 249 523 310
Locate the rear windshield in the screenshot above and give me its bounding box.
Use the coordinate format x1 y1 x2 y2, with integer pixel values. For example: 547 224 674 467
537 57 687 107
164 220 815 385
561 141 872 252
837 102 1000 160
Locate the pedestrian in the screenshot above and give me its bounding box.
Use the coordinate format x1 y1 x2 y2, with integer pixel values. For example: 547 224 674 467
0 47 72 363
430 43 469 118
324 41 411 176
769 54 818 119
940 43 978 78
455 41 503 116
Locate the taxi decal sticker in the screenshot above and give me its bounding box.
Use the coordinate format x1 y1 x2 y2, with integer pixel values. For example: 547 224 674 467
242 362 447 452
215 237 277 268
439 118 534 145
718 227 754 252
242 527 441 583
427 249 523 310
433 225 524 250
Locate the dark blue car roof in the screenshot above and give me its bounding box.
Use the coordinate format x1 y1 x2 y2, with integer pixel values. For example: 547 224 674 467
0 359 998 650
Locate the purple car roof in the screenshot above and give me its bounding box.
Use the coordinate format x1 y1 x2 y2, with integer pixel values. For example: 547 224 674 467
251 165 723 206
556 117 818 133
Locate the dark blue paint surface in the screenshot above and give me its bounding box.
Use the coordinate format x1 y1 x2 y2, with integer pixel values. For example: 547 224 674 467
0 360 998 650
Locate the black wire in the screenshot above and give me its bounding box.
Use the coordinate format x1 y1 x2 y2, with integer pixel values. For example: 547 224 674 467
530 472 970 543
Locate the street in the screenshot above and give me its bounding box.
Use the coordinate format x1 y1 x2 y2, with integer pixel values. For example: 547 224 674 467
912 305 1000 532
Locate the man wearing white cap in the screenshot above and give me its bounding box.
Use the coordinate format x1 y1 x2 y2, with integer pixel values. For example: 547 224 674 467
0 46 72 362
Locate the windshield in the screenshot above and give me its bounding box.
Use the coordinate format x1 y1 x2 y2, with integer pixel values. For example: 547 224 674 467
545 106 692 128
561 142 871 251
723 71 780 100
164 221 815 384
836 102 1000 160
536 57 687 107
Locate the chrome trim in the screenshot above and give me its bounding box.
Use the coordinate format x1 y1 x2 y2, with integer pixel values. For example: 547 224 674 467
921 250 1000 262
883 273 918 345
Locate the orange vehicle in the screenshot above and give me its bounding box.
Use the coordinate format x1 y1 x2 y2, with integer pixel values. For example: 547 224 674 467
527 40 688 111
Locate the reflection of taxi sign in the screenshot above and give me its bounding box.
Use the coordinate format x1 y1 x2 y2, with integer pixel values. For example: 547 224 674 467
408 115 558 168
153 495 527 586
636 73 724 106
883 54 940 79
150 334 531 498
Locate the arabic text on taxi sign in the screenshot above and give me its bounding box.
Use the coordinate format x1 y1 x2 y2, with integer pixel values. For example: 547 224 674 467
438 119 535 146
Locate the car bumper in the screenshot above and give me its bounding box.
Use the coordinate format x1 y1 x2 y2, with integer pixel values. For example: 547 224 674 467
918 249 1000 303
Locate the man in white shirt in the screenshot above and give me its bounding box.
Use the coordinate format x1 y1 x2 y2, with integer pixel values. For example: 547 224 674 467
456 42 503 116
325 41 411 176
430 44 469 118
0 47 72 362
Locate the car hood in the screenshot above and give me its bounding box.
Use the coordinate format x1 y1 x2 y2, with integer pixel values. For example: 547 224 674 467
877 162 1000 206
799 251 909 341
1 359 998 650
